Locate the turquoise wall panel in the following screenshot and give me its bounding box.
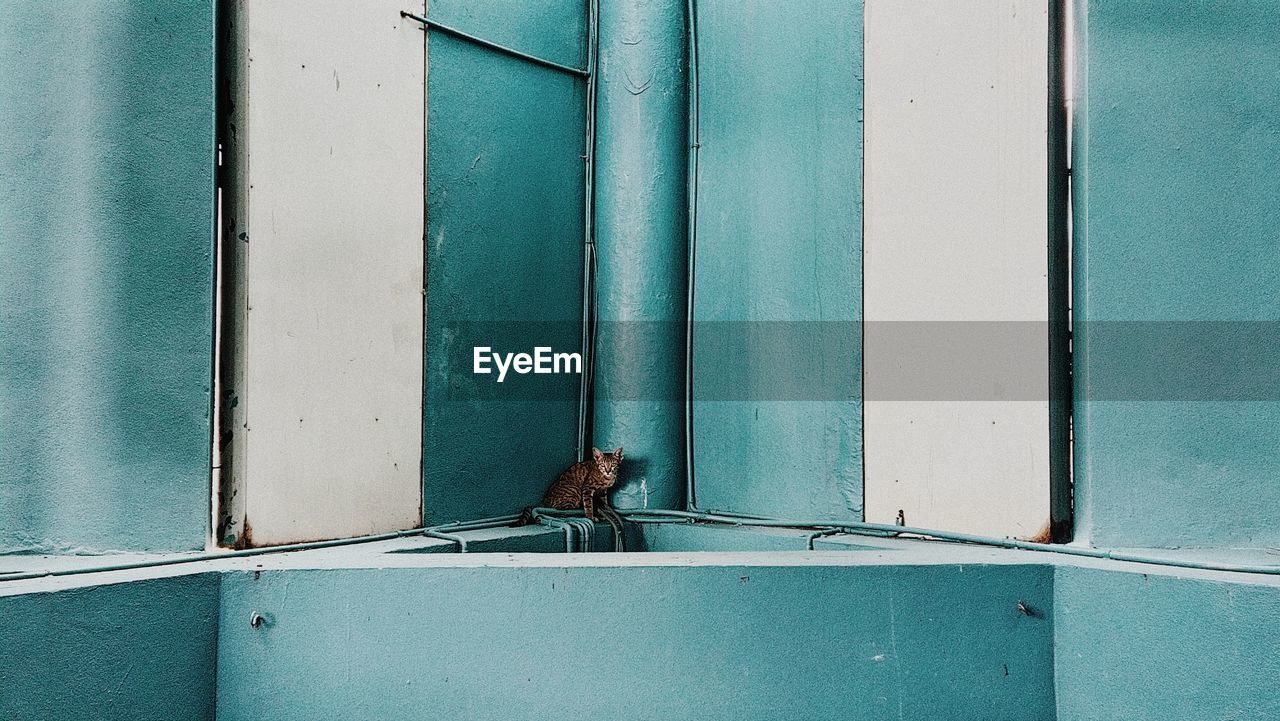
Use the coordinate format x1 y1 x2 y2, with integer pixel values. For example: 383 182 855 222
0 1 215 552
0 574 219 720
216 564 1054 720
1072 0 1280 547
1055 566 1280 720
690 0 863 519
423 0 587 522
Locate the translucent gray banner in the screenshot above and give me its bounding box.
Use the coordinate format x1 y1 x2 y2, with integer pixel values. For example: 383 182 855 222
431 321 1280 401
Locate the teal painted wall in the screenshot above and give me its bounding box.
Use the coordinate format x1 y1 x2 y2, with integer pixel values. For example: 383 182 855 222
689 0 863 519
3 548 1278 719
0 1 216 552
1054 566 1280 720
1072 0 1280 548
0 574 219 720
423 0 587 522
592 0 689 511
216 563 1054 720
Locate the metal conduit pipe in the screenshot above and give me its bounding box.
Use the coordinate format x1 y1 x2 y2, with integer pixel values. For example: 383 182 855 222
533 514 577 552
577 519 594 552
683 0 701 512
531 509 596 552
807 528 848 550
7 509 1277 580
576 0 601 461
2 516 520 582
616 509 1280 575
422 530 469 552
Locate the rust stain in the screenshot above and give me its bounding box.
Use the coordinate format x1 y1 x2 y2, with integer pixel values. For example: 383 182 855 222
234 517 254 550
235 519 391 550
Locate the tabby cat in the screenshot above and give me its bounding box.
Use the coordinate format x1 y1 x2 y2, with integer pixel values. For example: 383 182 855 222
521 447 625 548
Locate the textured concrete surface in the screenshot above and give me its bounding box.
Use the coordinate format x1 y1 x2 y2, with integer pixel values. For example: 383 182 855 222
689 0 863 520
0 1 216 553
1072 0 1280 548
423 0 588 523
0 573 219 720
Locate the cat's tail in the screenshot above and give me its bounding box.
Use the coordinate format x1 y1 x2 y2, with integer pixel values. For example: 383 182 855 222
518 506 538 526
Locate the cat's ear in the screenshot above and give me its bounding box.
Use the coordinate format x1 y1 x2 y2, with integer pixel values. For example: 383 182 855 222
592 447 604 461
614 446 623 459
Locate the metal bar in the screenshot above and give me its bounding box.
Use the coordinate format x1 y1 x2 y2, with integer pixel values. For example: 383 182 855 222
400 11 589 78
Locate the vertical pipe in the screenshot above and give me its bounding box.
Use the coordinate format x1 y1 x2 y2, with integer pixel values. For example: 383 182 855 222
577 0 601 462
593 0 688 511
683 0 700 510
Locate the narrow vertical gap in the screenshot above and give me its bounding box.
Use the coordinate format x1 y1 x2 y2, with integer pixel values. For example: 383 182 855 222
1049 0 1075 542
1064 0 1077 539
420 6 429 525
577 0 600 463
859 2 867 524
211 143 225 549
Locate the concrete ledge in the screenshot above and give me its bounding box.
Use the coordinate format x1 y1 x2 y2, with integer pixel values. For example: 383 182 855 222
2 525 1277 720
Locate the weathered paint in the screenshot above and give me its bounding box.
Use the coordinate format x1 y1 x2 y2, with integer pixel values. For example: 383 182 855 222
0 1 215 552
422 0 588 523
1072 0 1280 547
863 0 1065 540
219 1 425 547
0 574 219 720
1054 566 1280 720
689 0 863 520
216 563 1054 720
592 0 688 511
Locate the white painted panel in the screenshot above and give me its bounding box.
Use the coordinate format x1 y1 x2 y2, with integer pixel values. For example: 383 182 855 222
222 1 424 546
864 0 1052 539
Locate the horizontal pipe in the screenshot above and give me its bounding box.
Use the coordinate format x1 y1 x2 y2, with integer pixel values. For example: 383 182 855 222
430 516 522 533
618 509 1280 576
1 516 520 583
8 509 1275 583
399 11 589 78
1 529 425 583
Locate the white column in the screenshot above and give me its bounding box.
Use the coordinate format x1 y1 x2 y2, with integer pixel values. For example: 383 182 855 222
863 0 1059 539
221 1 425 546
